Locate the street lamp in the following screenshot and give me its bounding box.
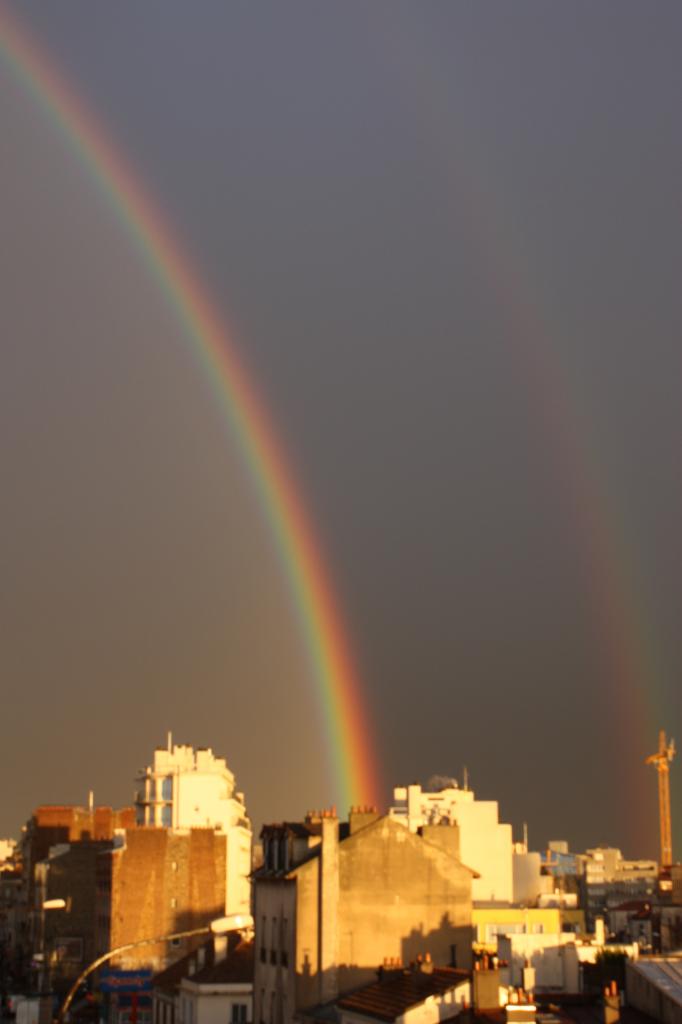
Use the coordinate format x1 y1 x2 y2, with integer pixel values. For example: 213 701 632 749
56 913 254 1024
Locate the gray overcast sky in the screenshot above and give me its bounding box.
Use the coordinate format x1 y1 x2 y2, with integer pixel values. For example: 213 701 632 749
1 1 681 857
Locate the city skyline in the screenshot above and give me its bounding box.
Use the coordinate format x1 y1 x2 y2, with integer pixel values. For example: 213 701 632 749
1 2 681 858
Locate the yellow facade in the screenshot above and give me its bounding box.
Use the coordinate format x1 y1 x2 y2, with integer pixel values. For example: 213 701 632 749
472 906 585 950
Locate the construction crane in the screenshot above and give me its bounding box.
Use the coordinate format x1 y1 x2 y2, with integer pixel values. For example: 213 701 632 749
645 729 676 867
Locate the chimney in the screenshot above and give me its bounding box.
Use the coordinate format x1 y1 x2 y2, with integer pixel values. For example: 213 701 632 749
420 952 434 975
603 982 620 1024
318 810 339 1003
213 934 228 962
349 806 381 835
595 917 606 946
505 1005 536 1024
472 960 500 1011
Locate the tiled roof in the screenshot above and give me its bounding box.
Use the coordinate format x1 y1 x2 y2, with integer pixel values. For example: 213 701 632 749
260 822 319 839
337 967 469 1022
188 939 254 986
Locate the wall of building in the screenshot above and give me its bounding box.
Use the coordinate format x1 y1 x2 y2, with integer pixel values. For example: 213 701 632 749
336 818 473 980
255 815 474 1024
472 907 584 950
254 879 296 1024
21 805 134 961
37 841 113 992
501 933 638 994
179 982 252 1024
498 933 581 991
512 852 553 905
390 784 513 903
296 817 473 1022
103 829 226 971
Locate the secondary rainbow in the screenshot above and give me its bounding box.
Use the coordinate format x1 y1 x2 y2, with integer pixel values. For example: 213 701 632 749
373 17 662 845
0 3 381 811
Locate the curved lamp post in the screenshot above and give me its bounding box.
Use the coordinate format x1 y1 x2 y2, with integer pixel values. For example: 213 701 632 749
56 913 253 1024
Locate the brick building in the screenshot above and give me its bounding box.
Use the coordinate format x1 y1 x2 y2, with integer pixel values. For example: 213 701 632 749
97 828 227 972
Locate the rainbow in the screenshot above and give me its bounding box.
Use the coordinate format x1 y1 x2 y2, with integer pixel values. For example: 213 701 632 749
372 14 662 847
0 4 381 812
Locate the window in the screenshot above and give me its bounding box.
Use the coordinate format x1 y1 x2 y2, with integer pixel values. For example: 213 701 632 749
271 916 278 963
161 806 172 828
231 1005 248 1024
281 919 288 966
260 914 267 962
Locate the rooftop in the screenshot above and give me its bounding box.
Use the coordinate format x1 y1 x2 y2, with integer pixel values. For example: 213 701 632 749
631 956 682 1010
337 966 469 1022
153 935 253 993
188 939 253 985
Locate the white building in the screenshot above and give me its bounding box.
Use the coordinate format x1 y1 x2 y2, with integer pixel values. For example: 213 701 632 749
498 922 639 994
512 847 554 906
153 935 253 1024
179 937 253 1024
136 740 252 916
390 781 513 903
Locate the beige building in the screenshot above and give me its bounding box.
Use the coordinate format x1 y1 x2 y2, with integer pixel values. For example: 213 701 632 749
253 808 475 1024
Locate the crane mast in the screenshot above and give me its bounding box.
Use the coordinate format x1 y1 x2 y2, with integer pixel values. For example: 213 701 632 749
645 729 675 867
